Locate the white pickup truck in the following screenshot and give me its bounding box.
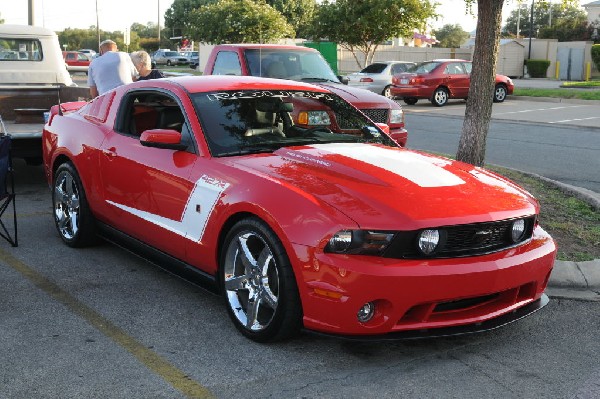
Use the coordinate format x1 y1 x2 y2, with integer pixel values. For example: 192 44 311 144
0 24 88 164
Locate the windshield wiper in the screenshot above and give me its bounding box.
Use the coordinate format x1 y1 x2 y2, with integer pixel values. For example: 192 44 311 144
300 77 339 83
216 143 283 157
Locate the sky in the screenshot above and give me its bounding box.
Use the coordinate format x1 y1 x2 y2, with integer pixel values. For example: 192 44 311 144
0 0 519 34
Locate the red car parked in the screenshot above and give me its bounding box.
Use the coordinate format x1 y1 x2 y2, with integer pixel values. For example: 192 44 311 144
62 51 91 73
391 59 514 106
42 76 555 342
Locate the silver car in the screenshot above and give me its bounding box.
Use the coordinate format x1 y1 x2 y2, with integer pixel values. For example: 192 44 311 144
152 50 189 66
347 61 416 98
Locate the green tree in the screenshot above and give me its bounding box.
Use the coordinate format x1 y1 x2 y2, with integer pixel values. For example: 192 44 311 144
433 24 470 48
189 0 294 43
266 0 317 38
164 0 217 39
502 2 587 39
311 0 436 68
58 27 142 53
130 22 160 39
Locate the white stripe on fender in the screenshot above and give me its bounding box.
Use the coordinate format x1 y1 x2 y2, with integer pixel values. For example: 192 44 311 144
310 143 465 187
107 174 229 242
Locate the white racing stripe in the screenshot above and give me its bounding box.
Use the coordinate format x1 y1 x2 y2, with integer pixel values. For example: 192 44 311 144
108 174 229 242
310 143 465 187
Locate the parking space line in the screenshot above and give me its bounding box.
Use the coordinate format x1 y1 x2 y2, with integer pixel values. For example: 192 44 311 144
548 116 600 124
493 105 586 115
0 249 214 399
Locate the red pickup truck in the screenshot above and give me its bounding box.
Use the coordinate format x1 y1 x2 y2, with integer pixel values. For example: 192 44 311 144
204 44 408 146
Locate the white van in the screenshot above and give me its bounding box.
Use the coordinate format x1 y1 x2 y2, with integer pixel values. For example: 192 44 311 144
0 24 73 87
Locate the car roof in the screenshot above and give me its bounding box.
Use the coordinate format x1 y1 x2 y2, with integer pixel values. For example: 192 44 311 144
214 44 317 52
130 75 331 94
0 24 57 37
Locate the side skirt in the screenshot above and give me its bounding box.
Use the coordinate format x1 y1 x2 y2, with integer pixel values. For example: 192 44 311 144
96 222 219 295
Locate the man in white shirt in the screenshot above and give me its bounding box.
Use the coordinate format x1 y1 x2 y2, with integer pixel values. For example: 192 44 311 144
87 40 138 97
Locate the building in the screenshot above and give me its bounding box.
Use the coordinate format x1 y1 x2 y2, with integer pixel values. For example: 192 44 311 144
583 1 600 25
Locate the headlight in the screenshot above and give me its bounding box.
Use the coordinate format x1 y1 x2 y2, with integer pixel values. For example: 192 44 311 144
511 219 526 243
298 110 331 126
389 108 404 125
417 229 440 255
325 230 395 256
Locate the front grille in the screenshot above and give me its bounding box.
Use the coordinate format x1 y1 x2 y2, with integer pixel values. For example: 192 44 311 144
360 108 388 124
383 216 536 259
336 108 389 129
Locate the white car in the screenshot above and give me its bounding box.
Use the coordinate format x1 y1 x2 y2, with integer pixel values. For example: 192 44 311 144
347 61 416 98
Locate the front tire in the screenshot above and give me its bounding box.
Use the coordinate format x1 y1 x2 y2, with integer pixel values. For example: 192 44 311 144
494 84 507 102
52 163 97 247
220 217 302 342
431 87 449 106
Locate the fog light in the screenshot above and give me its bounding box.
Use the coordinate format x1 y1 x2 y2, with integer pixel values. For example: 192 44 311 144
357 301 375 323
418 229 440 255
511 219 526 242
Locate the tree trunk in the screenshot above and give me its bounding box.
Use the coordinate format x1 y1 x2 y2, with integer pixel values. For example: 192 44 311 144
456 0 504 167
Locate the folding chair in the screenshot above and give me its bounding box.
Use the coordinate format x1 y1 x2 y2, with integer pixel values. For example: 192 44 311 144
0 115 18 247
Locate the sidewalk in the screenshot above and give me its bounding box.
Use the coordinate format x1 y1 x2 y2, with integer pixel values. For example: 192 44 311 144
548 259 600 301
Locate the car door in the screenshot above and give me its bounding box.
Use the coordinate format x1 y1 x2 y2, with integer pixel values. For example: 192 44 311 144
443 62 470 98
98 89 199 259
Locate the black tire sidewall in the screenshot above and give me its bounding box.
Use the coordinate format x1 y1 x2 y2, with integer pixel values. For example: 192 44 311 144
220 217 302 342
432 88 448 106
52 162 97 247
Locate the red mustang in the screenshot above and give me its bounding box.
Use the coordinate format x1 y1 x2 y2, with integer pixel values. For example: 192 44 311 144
391 59 514 106
42 76 555 342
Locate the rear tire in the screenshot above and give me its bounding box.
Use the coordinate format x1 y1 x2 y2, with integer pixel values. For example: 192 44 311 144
52 162 97 247
220 217 302 342
382 85 393 98
494 84 507 102
431 87 449 107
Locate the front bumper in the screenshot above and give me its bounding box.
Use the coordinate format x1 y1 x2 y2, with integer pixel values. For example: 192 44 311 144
291 226 556 337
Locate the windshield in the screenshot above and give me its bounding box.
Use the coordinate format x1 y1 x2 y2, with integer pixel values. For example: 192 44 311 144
360 63 387 74
408 61 442 74
192 90 397 157
244 49 339 82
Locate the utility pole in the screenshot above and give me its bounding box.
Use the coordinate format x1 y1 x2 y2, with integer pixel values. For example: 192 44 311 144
158 0 161 49
528 0 534 60
96 0 101 52
28 0 35 25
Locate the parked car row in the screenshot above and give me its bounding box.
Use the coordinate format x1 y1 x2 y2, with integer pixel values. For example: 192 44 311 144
347 59 514 106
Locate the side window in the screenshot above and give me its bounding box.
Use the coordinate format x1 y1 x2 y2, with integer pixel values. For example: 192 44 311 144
212 51 242 75
391 64 403 75
116 91 195 153
0 37 42 61
444 63 465 75
78 53 89 61
463 63 472 74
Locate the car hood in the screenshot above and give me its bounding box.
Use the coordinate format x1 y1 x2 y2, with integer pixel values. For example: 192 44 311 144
314 82 395 108
228 143 538 230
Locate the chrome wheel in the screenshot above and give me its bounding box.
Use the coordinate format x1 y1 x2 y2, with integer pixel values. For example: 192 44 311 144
432 87 448 106
221 218 302 342
382 85 393 98
223 230 279 332
54 170 80 241
494 84 507 102
52 163 96 247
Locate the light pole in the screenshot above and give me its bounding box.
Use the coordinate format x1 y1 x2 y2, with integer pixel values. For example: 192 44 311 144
528 0 534 60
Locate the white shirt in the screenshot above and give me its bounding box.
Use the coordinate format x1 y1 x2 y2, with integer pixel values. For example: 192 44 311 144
87 51 138 95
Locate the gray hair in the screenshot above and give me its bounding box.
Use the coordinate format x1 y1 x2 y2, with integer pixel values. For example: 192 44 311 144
99 39 117 53
130 50 152 70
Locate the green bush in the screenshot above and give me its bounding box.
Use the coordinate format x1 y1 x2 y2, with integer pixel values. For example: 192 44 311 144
525 59 551 78
592 45 600 72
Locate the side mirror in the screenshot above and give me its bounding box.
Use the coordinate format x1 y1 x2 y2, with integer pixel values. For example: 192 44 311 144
337 75 349 85
140 129 187 151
